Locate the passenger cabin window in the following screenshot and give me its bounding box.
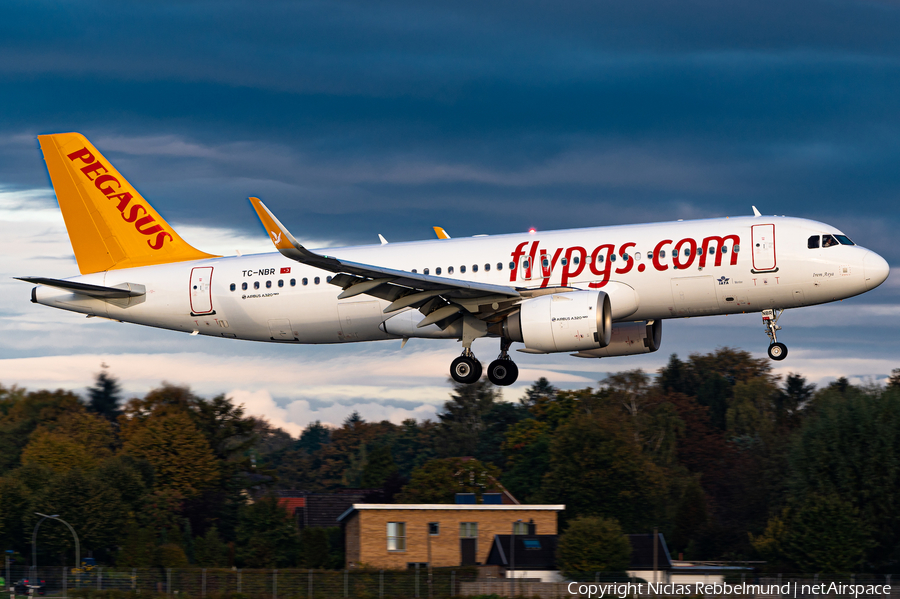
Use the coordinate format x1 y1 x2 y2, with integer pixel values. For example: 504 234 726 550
302 278 308 286
412 269 417 273
460 265 466 274
573 256 580 265
327 276 332 282
424 268 430 275
230 283 236 292
472 264 478 272
484 263 490 271
822 234 839 248
266 281 272 288
290 279 296 286
808 235 820 249
436 267 442 275
448 266 454 275
314 277 320 284
254 282 260 290
242 283 248 291
278 280 284 288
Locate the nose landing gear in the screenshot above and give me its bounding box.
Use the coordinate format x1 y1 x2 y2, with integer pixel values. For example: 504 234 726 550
762 308 788 361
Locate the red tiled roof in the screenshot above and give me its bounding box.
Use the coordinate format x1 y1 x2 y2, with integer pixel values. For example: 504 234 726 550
278 497 306 511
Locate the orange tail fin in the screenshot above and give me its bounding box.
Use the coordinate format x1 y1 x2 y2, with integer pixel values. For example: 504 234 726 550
39 132 218 274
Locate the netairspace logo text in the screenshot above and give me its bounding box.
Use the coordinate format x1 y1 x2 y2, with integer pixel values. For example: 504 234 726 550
566 582 893 598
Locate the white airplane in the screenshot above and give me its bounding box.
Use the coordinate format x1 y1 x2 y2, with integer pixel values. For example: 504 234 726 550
19 133 890 386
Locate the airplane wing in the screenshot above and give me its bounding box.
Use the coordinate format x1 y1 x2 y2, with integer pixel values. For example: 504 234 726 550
249 198 539 326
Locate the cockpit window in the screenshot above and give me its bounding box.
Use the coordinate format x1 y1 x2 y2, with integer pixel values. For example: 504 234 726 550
835 235 855 246
822 234 839 248
808 235 820 249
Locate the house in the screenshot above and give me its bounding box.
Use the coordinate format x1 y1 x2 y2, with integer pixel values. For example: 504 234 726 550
276 490 373 528
338 503 565 569
485 533 562 582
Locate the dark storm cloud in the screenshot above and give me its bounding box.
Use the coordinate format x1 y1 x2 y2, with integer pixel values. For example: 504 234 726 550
1 0 898 264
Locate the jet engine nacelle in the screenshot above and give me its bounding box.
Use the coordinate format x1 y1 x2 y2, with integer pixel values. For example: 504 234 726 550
503 290 612 353
571 320 662 358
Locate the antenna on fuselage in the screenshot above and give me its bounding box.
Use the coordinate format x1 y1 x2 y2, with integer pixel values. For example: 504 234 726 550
752 206 762 217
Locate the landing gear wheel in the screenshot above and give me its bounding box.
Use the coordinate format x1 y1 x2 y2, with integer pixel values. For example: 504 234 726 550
768 342 788 361
451 356 481 384
487 359 519 386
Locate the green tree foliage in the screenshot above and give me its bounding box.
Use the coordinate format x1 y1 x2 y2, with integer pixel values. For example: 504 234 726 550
436 378 499 458
194 526 229 567
31 468 130 556
785 385 900 569
117 524 157 567
0 388 82 474
360 445 399 489
751 494 873 572
235 496 300 567
86 365 123 422
556 517 632 577
155 543 189 568
538 410 667 531
398 457 502 503
299 527 344 569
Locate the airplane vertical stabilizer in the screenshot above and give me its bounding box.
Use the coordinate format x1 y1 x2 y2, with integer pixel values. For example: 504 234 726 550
38 132 217 274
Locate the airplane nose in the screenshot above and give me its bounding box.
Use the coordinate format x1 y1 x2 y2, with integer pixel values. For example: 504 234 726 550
863 251 890 290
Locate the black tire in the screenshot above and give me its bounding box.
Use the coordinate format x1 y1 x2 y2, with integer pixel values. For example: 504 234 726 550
472 359 483 381
487 359 519 386
450 356 481 384
768 342 788 361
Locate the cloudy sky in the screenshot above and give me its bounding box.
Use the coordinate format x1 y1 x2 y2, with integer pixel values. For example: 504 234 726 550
1 0 898 432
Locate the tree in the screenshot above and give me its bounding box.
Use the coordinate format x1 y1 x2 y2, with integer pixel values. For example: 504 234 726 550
194 526 228 567
235 496 300 567
785 385 900 568
121 407 219 500
360 445 399 489
751 494 873 572
889 369 900 389
398 458 502 503
117 524 157 567
556 517 631 578
86 364 123 422
537 411 667 531
436 379 498 458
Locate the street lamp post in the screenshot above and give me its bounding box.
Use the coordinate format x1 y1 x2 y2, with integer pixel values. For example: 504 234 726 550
32 513 80 577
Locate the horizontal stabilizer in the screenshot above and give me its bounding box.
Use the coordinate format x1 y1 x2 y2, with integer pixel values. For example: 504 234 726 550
16 277 145 299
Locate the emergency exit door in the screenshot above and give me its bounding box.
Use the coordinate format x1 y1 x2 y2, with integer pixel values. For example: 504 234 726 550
190 267 215 315
751 224 777 271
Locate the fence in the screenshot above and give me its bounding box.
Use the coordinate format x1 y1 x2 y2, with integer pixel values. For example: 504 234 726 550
3 567 469 599
3 568 899 599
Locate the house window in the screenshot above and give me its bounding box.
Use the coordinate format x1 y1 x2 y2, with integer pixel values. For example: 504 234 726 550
513 522 528 535
460 522 478 538
387 522 406 551
429 522 440 536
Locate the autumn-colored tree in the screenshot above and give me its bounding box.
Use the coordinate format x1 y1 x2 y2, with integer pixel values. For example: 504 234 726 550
121 407 219 500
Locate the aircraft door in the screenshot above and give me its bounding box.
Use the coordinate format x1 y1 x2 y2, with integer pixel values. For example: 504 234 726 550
189 267 214 315
751 224 777 271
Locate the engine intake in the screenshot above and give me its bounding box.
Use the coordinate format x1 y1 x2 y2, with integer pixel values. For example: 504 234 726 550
503 290 612 353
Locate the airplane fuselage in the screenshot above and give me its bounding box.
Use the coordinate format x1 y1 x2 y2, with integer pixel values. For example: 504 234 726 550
33 215 884 346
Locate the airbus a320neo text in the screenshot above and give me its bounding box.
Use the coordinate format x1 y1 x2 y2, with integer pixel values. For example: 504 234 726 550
20 133 890 386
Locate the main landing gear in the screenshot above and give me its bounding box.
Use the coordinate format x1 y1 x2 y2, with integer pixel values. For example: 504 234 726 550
450 339 519 386
762 308 788 361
